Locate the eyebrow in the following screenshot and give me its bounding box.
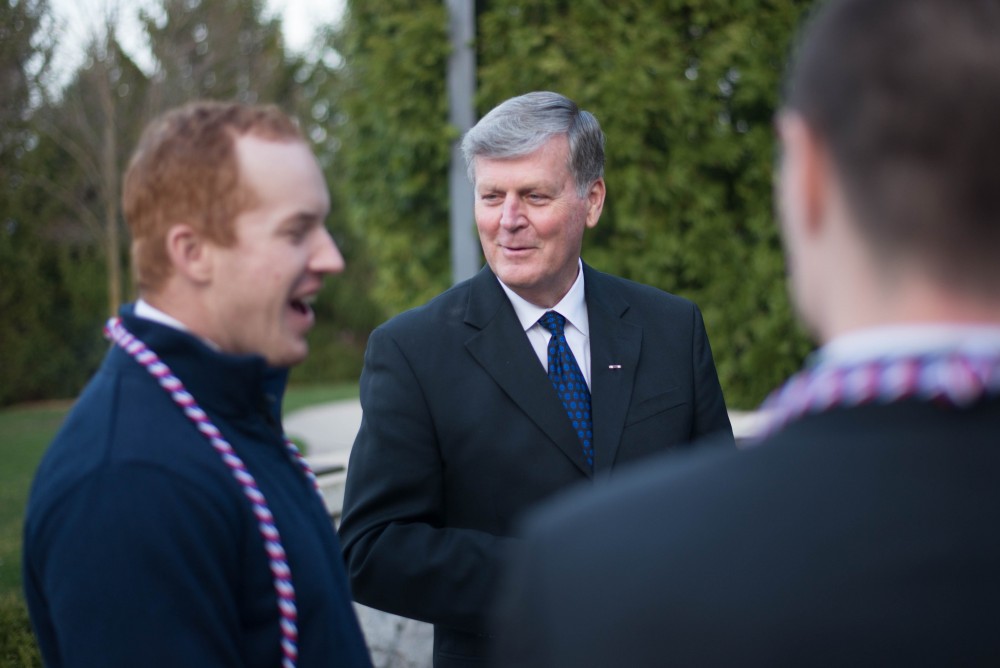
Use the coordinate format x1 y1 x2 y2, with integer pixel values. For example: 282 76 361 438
280 211 326 231
476 181 561 194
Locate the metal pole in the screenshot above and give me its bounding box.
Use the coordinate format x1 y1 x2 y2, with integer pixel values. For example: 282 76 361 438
446 0 479 284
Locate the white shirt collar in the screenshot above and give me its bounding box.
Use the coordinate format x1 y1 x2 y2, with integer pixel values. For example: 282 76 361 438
133 299 223 352
498 259 589 335
134 298 190 333
819 323 1000 365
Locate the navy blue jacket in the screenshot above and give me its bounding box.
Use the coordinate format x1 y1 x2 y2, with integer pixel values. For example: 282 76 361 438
23 310 371 667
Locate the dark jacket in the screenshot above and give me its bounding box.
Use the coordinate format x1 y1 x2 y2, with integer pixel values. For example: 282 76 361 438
23 310 372 668
339 264 732 667
495 397 1000 667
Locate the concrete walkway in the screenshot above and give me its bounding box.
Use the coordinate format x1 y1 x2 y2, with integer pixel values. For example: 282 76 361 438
285 400 763 667
285 400 434 668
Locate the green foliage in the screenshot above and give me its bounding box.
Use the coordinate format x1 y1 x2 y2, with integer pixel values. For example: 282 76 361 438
331 0 454 314
0 402 64 666
0 124 112 407
142 0 290 110
0 0 49 160
285 40 386 380
0 403 65 597
281 382 360 414
0 224 107 406
0 592 41 668
0 0 110 407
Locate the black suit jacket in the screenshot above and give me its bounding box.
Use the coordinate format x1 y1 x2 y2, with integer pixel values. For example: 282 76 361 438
494 396 1000 667
339 263 732 666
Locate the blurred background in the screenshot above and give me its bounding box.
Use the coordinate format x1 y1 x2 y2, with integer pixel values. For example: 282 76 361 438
1 0 817 413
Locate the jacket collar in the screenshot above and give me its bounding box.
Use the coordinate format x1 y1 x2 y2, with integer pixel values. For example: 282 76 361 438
117 304 288 425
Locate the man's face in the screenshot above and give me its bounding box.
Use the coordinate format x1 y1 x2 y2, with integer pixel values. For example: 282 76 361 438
205 135 343 367
474 135 604 308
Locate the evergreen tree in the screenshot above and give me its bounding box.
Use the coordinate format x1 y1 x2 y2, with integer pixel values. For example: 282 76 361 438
284 38 384 384
331 0 816 407
331 0 454 312
37 27 152 315
142 0 291 111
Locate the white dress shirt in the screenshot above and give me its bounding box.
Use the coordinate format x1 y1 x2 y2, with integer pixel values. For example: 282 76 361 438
497 259 592 389
134 299 189 332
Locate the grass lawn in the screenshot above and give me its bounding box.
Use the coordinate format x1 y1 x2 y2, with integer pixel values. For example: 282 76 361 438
0 402 66 667
0 382 357 665
282 381 360 414
0 404 68 600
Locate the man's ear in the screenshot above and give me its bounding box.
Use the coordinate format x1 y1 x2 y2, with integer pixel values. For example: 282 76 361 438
777 112 831 237
584 178 606 229
165 224 213 284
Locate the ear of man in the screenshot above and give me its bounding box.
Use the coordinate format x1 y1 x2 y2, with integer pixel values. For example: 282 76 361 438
584 178 606 229
165 224 215 286
777 111 836 241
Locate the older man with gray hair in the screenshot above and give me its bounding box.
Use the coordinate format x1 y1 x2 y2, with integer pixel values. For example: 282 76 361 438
339 91 732 667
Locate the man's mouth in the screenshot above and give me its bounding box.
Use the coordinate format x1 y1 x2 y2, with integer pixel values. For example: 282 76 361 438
290 294 316 316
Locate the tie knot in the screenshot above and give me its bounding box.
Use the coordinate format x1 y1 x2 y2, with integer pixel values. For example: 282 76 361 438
539 311 566 336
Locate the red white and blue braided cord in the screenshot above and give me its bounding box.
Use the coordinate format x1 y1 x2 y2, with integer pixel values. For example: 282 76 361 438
753 351 1000 443
105 316 321 668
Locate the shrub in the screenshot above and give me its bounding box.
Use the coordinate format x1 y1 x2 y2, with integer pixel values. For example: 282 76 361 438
0 593 41 667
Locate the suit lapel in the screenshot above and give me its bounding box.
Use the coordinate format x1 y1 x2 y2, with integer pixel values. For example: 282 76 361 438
584 265 642 474
463 268 593 477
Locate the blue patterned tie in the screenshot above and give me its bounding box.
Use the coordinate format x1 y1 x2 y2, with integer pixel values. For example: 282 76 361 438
539 311 594 471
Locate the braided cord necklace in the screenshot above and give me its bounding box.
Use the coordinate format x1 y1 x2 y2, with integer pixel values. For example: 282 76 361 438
105 316 321 668
752 350 1000 443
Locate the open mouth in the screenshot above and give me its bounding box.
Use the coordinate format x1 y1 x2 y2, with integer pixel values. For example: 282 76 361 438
290 294 315 316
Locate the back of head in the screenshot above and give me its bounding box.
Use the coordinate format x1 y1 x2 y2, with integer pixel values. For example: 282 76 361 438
460 91 605 195
123 100 303 293
784 0 1000 295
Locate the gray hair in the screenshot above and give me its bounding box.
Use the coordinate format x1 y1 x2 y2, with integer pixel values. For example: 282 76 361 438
460 91 605 197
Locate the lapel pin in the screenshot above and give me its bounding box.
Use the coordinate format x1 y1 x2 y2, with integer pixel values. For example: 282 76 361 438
608 364 622 370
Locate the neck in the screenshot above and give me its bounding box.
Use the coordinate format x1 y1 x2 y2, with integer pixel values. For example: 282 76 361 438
820 271 1000 343
139 288 221 350
141 289 193 327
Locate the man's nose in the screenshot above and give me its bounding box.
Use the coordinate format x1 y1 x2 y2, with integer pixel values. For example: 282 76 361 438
500 195 524 229
312 229 345 275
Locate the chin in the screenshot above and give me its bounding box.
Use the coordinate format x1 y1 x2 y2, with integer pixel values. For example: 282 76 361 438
495 266 537 289
265 343 309 368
